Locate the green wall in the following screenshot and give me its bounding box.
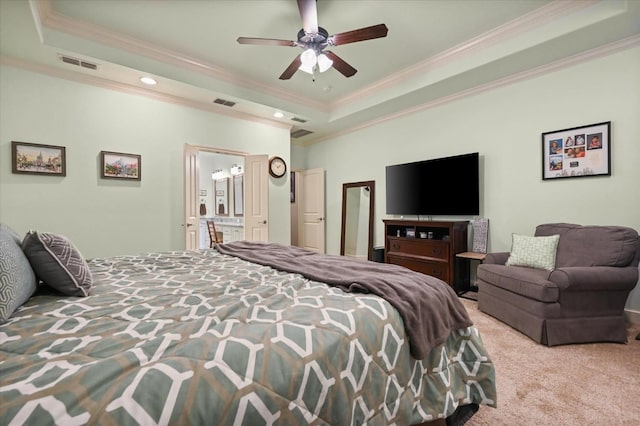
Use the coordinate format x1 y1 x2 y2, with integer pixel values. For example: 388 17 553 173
0 66 291 258
298 46 640 312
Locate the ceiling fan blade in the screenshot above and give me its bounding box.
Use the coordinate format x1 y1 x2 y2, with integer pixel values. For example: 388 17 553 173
279 55 302 80
324 51 357 77
330 24 388 46
237 37 296 47
297 0 318 35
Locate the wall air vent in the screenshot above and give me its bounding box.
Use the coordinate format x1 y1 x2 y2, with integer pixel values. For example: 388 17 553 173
59 55 99 70
291 117 307 123
213 98 236 107
291 128 313 139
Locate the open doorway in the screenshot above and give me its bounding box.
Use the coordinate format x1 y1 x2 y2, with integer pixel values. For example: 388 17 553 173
183 144 268 250
198 151 245 249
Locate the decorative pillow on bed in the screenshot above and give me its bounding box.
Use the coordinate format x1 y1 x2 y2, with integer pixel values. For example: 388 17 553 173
0 224 37 323
22 231 93 297
506 233 560 271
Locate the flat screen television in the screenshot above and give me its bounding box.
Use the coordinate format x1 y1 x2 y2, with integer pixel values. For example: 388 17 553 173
385 152 479 216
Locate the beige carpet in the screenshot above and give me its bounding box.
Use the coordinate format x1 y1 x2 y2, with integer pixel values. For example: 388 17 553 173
461 299 640 425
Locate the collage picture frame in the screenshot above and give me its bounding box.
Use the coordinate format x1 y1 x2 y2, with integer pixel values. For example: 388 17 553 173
542 121 611 180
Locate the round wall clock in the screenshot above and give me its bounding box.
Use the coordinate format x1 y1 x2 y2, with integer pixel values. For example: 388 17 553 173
268 156 287 178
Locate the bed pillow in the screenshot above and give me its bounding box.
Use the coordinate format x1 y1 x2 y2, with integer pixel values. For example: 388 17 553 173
0 224 37 323
506 233 560 271
22 231 93 297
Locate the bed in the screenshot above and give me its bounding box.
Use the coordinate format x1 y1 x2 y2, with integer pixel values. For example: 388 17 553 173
0 231 496 425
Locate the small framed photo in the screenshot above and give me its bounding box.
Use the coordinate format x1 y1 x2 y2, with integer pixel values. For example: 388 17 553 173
100 151 141 180
542 121 610 180
406 228 416 238
11 141 66 176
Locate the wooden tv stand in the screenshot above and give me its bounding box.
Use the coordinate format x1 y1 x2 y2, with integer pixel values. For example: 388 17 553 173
383 219 468 286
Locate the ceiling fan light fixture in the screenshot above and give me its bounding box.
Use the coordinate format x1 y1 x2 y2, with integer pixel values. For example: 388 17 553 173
298 62 315 75
300 48 317 66
317 53 333 73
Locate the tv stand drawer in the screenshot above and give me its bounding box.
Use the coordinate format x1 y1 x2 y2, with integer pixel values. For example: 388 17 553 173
387 238 449 260
387 255 449 283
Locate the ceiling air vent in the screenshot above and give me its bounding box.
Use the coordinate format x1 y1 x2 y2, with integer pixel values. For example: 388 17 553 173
213 98 236 107
80 61 98 70
291 128 313 139
291 117 307 123
59 55 99 70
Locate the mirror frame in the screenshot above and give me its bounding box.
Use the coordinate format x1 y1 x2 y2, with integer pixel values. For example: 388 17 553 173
340 180 375 261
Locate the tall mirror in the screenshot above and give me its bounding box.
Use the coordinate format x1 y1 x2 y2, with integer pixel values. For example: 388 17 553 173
233 174 243 216
214 178 229 216
340 181 375 260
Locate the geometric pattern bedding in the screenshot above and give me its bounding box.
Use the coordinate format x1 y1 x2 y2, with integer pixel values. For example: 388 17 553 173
0 250 496 425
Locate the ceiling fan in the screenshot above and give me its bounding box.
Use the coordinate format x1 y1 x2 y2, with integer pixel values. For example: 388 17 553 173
237 0 388 80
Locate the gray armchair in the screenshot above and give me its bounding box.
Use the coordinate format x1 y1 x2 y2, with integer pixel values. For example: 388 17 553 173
477 223 640 345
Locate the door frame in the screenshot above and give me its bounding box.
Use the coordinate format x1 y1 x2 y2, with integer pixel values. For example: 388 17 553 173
183 144 248 250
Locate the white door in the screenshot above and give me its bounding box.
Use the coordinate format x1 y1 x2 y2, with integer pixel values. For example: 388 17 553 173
299 168 325 253
244 154 269 241
184 145 199 250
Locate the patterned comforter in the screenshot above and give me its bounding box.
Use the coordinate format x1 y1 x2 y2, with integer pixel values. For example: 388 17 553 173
0 249 496 425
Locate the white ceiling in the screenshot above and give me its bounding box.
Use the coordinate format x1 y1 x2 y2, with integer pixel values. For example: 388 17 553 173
1 0 638 144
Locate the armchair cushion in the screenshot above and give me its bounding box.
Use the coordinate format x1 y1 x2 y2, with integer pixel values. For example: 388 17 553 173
505 233 560 271
477 264 558 302
535 223 639 267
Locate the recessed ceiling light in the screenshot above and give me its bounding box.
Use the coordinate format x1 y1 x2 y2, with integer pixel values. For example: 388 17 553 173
273 111 284 118
140 76 157 86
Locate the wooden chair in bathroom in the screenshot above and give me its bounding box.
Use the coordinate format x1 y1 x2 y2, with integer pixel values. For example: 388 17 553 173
206 220 223 247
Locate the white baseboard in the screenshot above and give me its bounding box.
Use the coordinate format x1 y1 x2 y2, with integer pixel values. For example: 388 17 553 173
625 308 640 325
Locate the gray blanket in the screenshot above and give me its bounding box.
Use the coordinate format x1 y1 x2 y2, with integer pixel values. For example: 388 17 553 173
215 241 472 359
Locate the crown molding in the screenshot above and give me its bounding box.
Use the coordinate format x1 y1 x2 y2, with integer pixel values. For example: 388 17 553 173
3 32 636 149
330 0 598 110
33 0 596 118
18 1 639 147
298 35 639 146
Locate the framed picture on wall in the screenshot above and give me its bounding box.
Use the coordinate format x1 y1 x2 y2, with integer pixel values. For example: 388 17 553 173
11 141 66 176
542 121 610 180
100 151 141 180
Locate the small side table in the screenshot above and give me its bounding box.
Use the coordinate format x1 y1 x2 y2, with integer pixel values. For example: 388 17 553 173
455 252 487 300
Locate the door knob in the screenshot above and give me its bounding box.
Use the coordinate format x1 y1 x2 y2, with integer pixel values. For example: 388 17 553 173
318 217 324 222
262 220 267 224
